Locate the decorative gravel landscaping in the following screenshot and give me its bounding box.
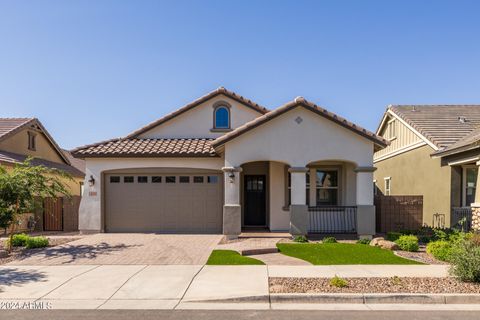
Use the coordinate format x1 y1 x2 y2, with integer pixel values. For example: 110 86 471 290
206 250 265 265
395 248 449 265
269 277 480 294
277 243 422 265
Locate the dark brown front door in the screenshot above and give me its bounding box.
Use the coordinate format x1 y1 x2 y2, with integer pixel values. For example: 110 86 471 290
244 175 266 226
43 197 63 231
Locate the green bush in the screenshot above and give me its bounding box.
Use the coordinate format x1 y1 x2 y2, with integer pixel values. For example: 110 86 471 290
386 232 403 242
25 236 49 249
395 235 419 252
293 235 308 243
10 233 30 247
329 275 348 288
449 236 480 282
426 240 453 261
356 238 371 245
322 236 337 244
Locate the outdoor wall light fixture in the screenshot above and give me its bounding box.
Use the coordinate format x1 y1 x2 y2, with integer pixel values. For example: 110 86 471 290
228 171 235 183
88 175 95 186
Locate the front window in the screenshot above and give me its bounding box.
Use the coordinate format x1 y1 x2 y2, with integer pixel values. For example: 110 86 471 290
316 170 338 205
384 177 391 196
214 106 230 129
465 167 478 206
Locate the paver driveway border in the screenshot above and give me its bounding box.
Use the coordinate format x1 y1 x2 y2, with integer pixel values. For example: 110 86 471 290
5 234 223 265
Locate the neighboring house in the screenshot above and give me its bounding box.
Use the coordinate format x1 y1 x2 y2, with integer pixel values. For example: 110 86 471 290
0 118 85 231
374 105 480 228
72 87 387 238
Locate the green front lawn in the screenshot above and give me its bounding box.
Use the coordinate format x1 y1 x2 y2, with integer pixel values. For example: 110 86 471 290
206 250 265 265
277 243 423 265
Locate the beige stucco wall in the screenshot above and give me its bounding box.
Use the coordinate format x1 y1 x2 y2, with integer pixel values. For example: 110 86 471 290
374 145 452 227
0 128 64 163
269 161 290 231
138 94 263 139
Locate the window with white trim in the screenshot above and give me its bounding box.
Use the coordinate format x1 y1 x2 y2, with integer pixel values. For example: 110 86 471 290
384 177 391 196
387 119 396 140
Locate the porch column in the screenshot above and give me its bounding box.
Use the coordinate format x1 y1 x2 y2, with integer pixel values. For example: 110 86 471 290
288 167 309 236
470 161 480 231
354 166 376 238
222 166 242 239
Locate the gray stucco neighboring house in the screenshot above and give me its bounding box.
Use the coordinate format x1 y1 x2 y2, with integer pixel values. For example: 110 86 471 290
72 87 387 238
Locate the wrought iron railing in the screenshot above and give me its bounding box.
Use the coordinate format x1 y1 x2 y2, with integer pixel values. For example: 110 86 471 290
308 206 357 234
451 207 472 231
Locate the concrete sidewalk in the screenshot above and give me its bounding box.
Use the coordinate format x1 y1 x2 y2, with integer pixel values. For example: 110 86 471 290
0 264 451 309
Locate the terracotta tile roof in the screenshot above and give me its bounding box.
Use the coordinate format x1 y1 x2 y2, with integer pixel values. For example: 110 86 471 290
389 105 480 150
71 138 218 158
0 150 84 177
212 97 389 150
126 87 268 138
0 118 35 140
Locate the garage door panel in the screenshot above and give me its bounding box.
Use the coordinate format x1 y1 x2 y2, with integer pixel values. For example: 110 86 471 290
105 173 222 233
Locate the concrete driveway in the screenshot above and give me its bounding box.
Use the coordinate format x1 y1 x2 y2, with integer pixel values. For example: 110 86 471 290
6 233 222 265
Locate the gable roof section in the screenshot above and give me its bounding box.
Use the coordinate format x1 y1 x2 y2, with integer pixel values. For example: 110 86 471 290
432 128 480 157
0 118 71 165
0 150 84 177
384 105 480 152
126 87 269 138
71 138 218 158
212 97 388 150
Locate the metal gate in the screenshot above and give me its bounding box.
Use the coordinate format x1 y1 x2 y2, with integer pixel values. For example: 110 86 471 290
43 197 63 231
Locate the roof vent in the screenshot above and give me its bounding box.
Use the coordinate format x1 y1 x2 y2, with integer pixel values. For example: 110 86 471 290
458 116 467 123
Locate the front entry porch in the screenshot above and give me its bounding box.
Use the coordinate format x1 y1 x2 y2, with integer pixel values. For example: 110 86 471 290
223 160 375 239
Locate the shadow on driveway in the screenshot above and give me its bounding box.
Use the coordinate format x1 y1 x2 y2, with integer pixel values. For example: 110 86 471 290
14 242 142 264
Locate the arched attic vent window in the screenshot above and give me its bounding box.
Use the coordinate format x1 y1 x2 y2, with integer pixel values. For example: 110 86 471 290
213 103 231 129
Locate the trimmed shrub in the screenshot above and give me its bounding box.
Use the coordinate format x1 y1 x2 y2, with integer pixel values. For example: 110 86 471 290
395 235 419 252
293 235 308 243
356 238 371 245
449 237 480 282
386 232 402 242
426 240 453 261
25 236 49 249
322 236 337 244
10 233 30 247
329 275 348 288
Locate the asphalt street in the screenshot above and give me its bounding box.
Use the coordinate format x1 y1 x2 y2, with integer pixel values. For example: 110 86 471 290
0 310 477 320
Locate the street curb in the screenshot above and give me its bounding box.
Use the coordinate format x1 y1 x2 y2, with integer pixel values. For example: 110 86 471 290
184 293 480 304
270 293 480 304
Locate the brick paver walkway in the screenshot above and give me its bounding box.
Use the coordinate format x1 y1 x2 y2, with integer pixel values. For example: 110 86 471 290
7 233 222 265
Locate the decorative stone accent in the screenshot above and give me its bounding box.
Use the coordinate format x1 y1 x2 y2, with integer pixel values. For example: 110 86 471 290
370 237 400 251
472 205 480 231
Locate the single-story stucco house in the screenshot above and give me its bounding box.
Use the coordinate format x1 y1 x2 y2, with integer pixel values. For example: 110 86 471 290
374 105 480 229
72 88 388 238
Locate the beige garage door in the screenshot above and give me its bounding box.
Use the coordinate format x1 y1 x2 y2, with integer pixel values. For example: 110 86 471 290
104 172 223 233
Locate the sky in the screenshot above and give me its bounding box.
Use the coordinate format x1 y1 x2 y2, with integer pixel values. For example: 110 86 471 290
1 0 480 149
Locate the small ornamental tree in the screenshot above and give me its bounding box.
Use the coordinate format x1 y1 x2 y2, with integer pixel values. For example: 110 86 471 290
0 158 72 252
